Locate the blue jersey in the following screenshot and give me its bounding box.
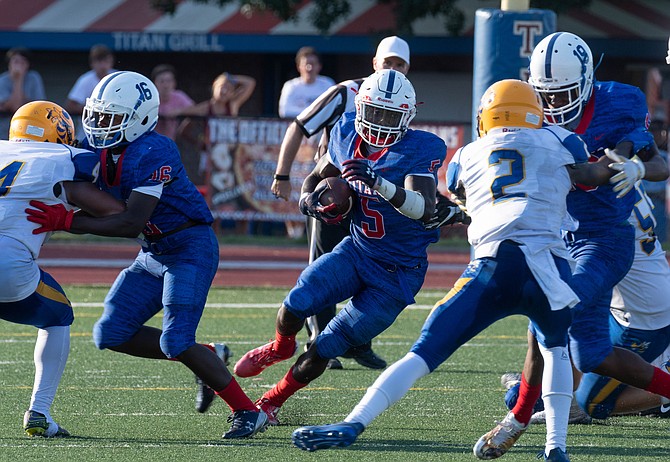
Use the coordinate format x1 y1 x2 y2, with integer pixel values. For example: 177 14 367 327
328 112 444 267
567 81 653 232
83 131 213 238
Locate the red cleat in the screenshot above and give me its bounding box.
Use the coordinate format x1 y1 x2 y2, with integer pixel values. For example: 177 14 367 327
255 397 281 426
234 340 298 378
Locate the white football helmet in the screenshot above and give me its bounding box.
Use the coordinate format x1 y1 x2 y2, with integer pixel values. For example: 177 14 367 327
354 69 416 148
528 32 594 126
83 71 159 148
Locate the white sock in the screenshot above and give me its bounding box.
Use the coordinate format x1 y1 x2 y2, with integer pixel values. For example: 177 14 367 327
29 326 70 423
345 352 430 427
538 343 572 453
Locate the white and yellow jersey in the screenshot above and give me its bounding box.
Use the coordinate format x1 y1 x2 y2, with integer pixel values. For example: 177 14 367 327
0 140 99 301
448 126 588 259
611 183 670 330
447 125 590 310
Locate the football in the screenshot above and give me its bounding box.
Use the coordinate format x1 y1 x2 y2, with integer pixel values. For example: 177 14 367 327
317 177 355 217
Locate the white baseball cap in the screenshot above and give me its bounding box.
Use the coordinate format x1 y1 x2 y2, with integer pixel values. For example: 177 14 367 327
375 36 410 65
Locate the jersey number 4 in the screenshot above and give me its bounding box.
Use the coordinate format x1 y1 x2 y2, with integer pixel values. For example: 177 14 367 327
0 161 25 197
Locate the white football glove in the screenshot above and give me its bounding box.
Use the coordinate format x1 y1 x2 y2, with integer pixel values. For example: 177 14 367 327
605 149 646 199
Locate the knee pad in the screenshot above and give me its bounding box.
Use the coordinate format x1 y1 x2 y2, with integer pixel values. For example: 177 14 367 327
92 316 134 351
92 319 108 350
570 347 606 374
159 331 195 359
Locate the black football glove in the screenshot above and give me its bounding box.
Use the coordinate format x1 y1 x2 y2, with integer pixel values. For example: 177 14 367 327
298 183 344 225
424 193 471 230
341 159 378 188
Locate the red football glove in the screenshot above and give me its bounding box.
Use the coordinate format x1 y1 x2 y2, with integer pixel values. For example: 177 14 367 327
25 200 74 234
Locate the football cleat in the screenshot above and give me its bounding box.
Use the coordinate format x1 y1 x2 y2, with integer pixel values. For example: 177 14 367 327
530 399 592 425
255 397 281 426
292 421 365 452
538 448 571 461
195 342 231 413
222 409 269 439
327 358 344 370
234 340 298 378
23 411 70 438
474 411 527 460
341 348 387 370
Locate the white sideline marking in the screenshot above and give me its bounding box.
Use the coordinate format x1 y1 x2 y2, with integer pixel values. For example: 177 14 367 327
71 302 436 310
37 258 464 271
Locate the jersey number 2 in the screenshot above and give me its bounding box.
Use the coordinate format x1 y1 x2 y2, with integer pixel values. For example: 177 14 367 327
489 149 526 203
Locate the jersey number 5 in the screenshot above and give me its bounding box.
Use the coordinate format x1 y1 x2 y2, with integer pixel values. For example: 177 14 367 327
489 149 526 203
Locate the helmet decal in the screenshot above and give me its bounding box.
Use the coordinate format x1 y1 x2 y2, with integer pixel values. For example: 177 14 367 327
9 101 75 145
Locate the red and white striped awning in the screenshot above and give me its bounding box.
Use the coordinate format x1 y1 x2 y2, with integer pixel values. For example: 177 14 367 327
0 0 668 39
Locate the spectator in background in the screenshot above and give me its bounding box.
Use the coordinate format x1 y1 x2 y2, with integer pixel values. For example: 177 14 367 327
278 47 335 239
278 47 334 119
646 67 667 125
151 64 194 140
65 44 116 139
179 72 255 118
177 72 256 235
0 47 46 138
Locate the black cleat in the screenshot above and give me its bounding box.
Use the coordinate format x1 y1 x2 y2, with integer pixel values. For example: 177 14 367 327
222 409 268 439
342 348 387 369
23 410 70 438
327 358 343 370
195 343 231 413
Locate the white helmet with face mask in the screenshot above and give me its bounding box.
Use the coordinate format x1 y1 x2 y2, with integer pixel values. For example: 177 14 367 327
528 32 594 126
83 71 160 148
354 69 416 148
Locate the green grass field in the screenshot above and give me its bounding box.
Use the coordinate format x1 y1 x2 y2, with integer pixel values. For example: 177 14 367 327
1 286 668 461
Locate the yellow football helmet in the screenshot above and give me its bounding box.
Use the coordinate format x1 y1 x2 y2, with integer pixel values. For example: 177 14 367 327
9 101 76 146
477 79 543 137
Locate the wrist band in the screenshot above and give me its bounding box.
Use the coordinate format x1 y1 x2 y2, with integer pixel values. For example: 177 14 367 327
274 174 290 181
375 177 397 200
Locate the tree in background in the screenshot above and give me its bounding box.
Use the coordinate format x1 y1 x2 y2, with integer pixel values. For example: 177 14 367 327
151 0 590 35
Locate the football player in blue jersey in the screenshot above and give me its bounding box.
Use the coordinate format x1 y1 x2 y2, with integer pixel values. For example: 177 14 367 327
25 71 268 439
477 32 670 460
272 36 414 371
291 80 624 461
233 69 446 425
4 101 124 437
